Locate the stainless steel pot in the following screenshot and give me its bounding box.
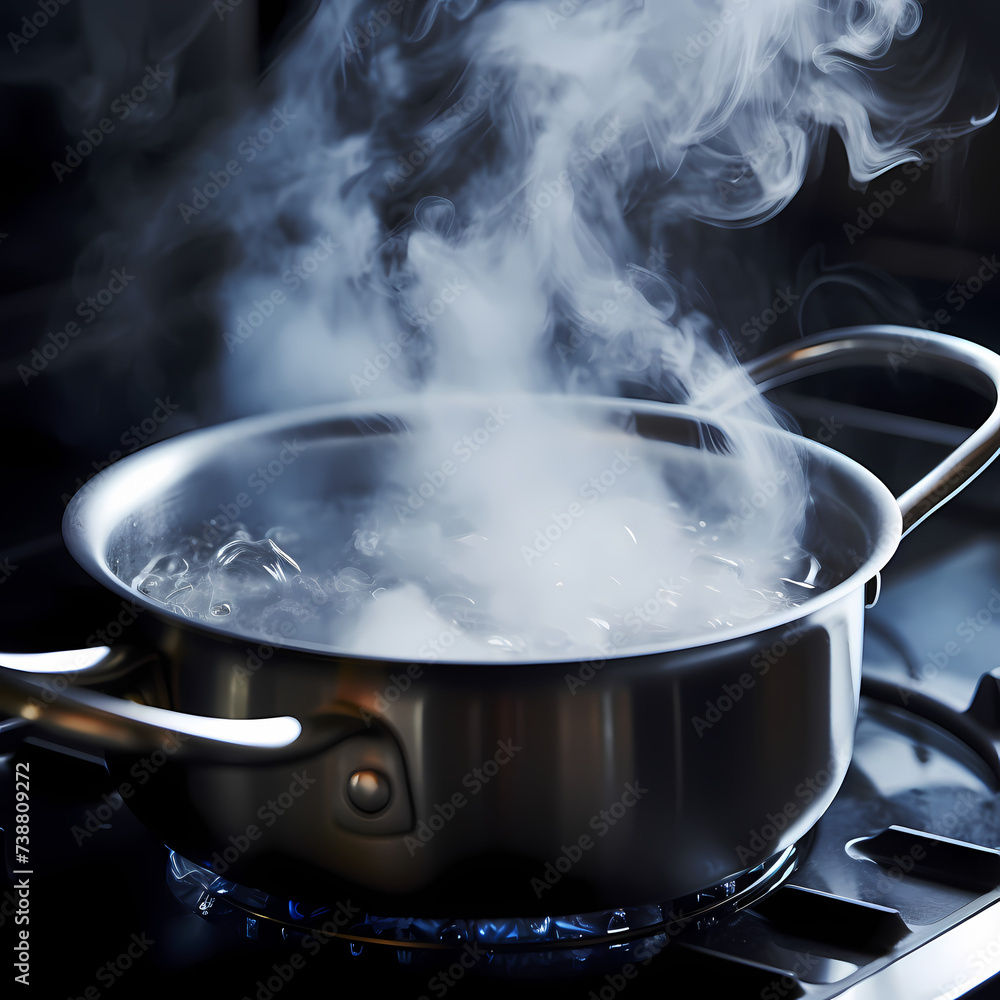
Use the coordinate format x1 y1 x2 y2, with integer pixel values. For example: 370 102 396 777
2 326 999 932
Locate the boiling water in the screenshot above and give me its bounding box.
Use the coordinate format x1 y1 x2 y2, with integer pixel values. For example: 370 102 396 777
131 492 830 661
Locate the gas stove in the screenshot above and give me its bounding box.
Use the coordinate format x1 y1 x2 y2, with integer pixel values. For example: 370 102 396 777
3 399 1000 1000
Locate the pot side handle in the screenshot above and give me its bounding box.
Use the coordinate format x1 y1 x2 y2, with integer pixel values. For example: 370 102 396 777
742 326 1000 536
0 645 370 763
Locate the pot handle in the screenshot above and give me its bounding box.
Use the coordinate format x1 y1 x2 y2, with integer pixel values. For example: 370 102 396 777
0 644 371 764
742 326 1000 536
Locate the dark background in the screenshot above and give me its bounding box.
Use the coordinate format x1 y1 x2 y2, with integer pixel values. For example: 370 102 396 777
1 1 1000 997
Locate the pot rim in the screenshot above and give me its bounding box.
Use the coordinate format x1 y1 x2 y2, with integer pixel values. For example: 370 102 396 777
62 392 903 665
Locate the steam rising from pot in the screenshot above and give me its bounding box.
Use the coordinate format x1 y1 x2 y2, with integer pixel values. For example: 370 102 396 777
131 0 986 658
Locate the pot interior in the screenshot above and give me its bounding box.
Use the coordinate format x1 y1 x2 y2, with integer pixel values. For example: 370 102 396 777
64 395 902 661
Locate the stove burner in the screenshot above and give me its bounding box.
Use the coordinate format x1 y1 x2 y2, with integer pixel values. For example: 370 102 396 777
166 843 798 962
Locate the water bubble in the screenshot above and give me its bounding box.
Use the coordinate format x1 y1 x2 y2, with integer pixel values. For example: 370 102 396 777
453 607 501 632
133 554 191 602
414 195 456 237
266 538 301 572
133 484 825 658
136 575 164 599
353 529 380 557
485 633 529 655
212 537 297 608
432 593 476 622
158 555 189 577
289 575 329 606
780 548 822 585
334 567 372 592
693 552 744 578
454 533 488 548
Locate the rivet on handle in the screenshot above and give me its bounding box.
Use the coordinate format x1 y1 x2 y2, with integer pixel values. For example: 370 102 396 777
347 769 392 814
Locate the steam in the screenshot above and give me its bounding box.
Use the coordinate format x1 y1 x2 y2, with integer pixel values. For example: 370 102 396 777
131 0 981 658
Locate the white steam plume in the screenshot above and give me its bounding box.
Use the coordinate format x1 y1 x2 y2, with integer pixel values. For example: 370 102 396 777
135 0 983 658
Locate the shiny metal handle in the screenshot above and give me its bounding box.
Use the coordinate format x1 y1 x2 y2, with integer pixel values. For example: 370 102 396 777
743 326 1000 536
0 645 369 763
